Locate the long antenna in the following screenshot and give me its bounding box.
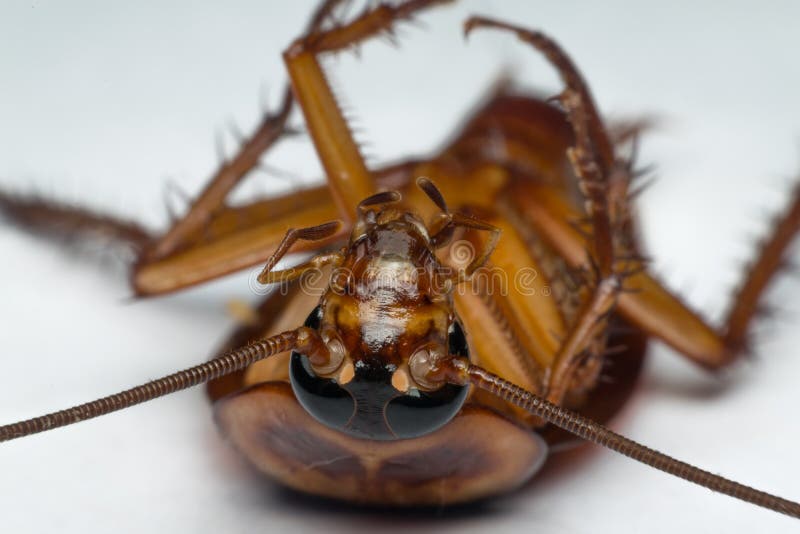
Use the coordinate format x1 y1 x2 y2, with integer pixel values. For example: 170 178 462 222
451 359 800 519
0 330 299 442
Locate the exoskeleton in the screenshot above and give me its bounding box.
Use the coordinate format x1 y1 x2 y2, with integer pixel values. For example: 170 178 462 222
1 1 799 531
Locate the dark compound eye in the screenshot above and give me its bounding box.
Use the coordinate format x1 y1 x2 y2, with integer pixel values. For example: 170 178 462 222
290 307 469 441
290 307 356 432
384 321 469 439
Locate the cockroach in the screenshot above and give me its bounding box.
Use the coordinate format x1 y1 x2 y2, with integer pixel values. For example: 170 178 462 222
1 2 800 532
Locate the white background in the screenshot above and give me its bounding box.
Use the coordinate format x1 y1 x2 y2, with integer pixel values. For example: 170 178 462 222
1 1 800 532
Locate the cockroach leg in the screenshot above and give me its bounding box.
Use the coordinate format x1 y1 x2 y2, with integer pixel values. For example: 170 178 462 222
545 88 628 403
547 105 623 401
545 272 620 404
466 17 621 276
256 221 344 284
283 0 453 223
257 252 342 287
509 181 727 364
722 182 800 356
464 17 625 403
132 186 343 296
610 179 800 370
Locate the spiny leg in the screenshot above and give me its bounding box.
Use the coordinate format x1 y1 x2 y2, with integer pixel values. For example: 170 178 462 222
465 18 627 404
144 87 295 261
723 181 800 356
608 178 800 369
546 91 623 404
0 190 152 251
283 0 454 224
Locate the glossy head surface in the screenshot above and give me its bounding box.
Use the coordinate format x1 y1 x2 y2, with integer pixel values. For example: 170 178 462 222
290 197 469 440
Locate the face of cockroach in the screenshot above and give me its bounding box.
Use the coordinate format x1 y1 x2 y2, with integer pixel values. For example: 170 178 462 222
1 2 800 533
291 205 469 440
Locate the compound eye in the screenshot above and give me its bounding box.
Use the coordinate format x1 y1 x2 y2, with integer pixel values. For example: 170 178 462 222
384 382 468 439
385 320 470 439
289 307 355 432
